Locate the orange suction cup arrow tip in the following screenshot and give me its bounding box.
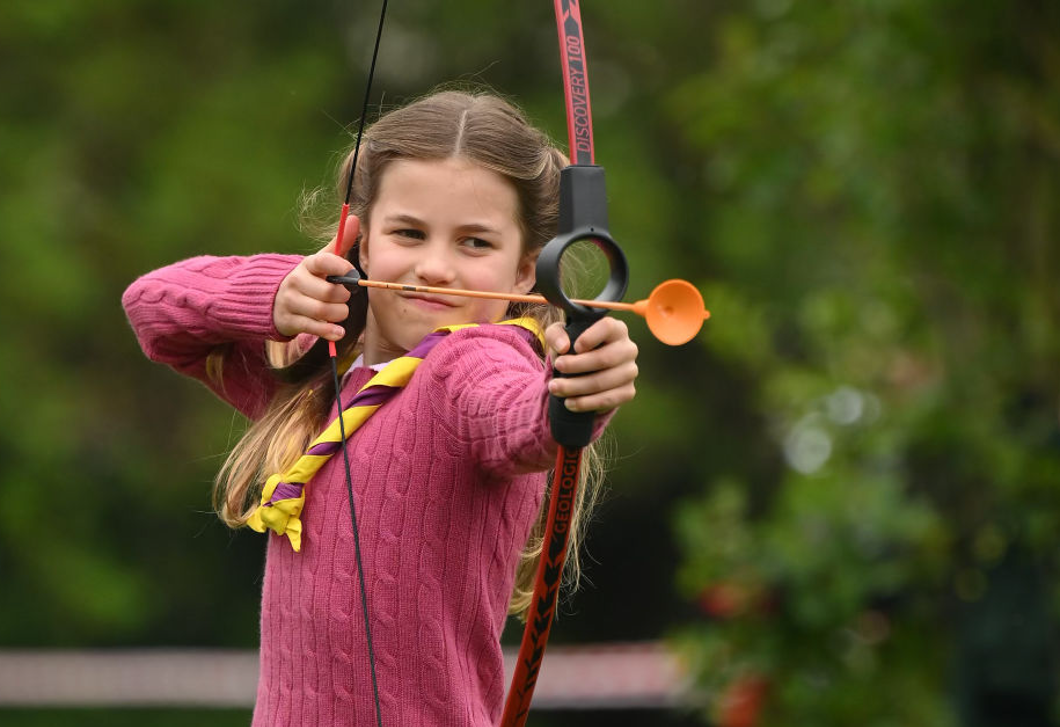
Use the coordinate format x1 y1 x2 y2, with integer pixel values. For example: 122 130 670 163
633 279 711 346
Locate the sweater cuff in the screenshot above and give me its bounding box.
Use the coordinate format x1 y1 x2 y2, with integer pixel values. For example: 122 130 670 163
199 254 301 341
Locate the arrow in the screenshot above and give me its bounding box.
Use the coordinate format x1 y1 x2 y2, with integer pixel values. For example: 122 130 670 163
327 274 710 346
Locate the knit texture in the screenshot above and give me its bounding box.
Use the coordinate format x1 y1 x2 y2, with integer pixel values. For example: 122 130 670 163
121 254 303 419
122 255 610 726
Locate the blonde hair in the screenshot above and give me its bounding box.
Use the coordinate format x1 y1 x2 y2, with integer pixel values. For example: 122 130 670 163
212 90 607 618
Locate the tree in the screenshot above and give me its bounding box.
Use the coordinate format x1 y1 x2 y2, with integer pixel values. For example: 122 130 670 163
668 1 1060 724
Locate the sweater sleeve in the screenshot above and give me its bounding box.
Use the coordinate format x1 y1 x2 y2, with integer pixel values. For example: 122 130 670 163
121 254 303 419
422 325 613 478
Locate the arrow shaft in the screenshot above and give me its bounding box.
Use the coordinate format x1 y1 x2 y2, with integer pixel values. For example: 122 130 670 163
355 278 637 314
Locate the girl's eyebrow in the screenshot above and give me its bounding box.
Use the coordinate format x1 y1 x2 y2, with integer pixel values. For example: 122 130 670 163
384 212 501 235
385 213 427 226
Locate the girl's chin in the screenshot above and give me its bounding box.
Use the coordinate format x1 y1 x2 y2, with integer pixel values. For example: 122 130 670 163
402 308 463 331
396 313 460 343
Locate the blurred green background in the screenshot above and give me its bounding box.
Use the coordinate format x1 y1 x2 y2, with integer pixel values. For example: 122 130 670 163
2 0 1059 725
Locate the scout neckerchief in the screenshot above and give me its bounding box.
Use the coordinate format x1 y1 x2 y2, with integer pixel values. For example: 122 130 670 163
246 317 544 551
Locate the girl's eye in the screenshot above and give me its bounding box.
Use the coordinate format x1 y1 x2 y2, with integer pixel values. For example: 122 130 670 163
395 228 425 240
463 237 494 251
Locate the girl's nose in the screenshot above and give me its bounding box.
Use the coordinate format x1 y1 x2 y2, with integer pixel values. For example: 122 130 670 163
414 244 456 285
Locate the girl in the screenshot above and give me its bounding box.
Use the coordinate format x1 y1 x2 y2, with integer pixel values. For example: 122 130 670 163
122 90 638 726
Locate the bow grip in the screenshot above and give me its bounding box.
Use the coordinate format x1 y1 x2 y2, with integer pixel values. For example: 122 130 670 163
537 165 628 449
548 313 605 448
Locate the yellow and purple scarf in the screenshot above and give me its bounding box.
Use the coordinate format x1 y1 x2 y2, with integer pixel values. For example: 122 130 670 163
246 318 544 551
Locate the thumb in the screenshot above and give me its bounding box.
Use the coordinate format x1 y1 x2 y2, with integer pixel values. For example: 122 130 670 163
325 213 361 258
544 321 571 356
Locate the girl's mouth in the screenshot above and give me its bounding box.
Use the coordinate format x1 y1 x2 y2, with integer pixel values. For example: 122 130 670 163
400 292 459 310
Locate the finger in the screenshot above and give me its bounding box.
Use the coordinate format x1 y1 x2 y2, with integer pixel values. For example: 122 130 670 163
290 269 352 304
304 250 356 278
548 361 639 400
570 317 628 354
552 380 638 414
553 338 639 375
279 314 347 342
544 321 571 356
567 383 637 413
286 296 350 325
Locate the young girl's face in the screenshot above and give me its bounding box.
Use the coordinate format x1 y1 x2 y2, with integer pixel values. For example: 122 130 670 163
359 157 536 364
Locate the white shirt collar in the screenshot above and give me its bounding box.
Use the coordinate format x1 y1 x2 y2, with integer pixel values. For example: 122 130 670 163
351 353 390 372
341 353 391 387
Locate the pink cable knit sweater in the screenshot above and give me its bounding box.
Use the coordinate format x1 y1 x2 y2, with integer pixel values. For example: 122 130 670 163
122 254 608 726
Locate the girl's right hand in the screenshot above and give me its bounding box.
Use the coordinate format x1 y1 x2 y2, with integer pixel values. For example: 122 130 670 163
273 216 360 342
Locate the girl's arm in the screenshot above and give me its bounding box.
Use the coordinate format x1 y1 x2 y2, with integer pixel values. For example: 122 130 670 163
121 254 302 418
425 320 637 477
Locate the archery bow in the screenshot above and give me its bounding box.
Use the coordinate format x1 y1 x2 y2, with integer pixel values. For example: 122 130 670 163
498 2 622 725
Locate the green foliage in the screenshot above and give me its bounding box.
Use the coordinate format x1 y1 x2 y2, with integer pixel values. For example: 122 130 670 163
664 0 1060 724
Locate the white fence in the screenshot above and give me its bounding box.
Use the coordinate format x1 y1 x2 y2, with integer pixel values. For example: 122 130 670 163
0 641 690 710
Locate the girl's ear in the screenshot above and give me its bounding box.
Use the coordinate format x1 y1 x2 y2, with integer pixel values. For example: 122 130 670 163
513 250 538 295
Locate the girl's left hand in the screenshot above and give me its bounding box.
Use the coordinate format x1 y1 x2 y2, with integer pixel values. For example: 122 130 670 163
545 317 639 414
